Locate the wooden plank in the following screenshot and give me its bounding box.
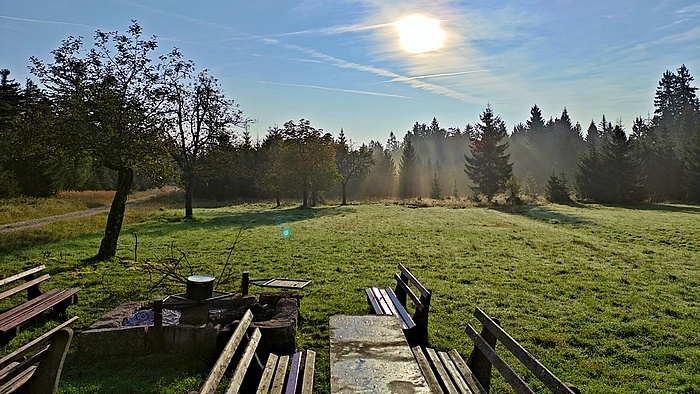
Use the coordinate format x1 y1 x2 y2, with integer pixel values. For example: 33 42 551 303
256 354 279 394
0 366 35 394
438 351 472 394
224 327 262 394
397 263 431 297
0 348 47 385
0 274 49 302
394 273 424 310
385 287 416 330
465 324 533 394
447 349 487 394
427 348 459 394
0 288 79 333
200 310 254 394
0 317 78 370
300 350 316 394
473 308 577 394
284 352 302 394
270 355 289 394
365 288 383 314
412 347 444 394
371 287 394 315
0 266 45 288
381 288 407 328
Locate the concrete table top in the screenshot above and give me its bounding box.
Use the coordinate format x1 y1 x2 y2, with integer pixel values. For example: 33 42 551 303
330 314 431 394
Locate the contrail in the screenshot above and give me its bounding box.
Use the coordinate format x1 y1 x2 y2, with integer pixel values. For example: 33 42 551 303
258 80 410 99
0 14 99 30
386 70 490 82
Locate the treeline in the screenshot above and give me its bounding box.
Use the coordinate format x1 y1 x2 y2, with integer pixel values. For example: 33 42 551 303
1 26 699 206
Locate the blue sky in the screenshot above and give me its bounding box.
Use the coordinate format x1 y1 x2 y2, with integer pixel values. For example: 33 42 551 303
1 0 699 145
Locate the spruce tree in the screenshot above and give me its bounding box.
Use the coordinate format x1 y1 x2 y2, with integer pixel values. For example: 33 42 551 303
398 135 420 198
598 122 643 203
574 137 601 201
683 128 700 201
429 172 442 199
464 106 513 202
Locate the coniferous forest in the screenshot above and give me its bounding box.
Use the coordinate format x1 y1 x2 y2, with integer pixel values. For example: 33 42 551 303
1 23 699 208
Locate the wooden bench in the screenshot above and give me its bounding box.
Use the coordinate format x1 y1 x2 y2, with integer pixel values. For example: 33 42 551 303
0 266 79 342
413 307 580 394
366 263 432 346
196 309 315 394
0 316 77 394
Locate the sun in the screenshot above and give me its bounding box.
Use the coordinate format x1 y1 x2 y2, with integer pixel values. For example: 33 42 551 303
395 15 446 54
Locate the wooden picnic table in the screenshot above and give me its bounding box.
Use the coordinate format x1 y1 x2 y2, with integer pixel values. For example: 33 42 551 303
330 315 431 393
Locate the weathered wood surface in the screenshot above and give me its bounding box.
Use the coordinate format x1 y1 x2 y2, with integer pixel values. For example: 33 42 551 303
330 315 430 393
0 316 77 394
199 310 254 394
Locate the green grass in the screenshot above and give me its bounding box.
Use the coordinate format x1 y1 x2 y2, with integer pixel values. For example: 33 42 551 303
0 201 698 393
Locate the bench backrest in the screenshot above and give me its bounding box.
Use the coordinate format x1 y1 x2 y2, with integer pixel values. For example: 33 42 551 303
466 307 580 394
0 316 77 394
199 309 260 394
0 266 48 302
393 263 432 346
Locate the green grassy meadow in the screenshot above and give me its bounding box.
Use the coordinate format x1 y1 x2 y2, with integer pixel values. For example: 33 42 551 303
0 201 698 393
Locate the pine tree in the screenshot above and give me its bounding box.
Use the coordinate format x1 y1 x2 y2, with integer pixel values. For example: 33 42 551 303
526 104 546 133
429 172 442 199
545 171 571 203
598 122 643 203
683 128 700 201
398 135 420 198
574 137 601 201
464 106 513 202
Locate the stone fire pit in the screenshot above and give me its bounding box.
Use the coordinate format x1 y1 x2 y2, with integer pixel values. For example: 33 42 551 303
78 292 299 359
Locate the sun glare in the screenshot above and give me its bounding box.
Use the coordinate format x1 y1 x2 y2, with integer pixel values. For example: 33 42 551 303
395 15 445 54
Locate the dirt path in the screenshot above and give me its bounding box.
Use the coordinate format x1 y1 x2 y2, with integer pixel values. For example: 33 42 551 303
0 194 164 234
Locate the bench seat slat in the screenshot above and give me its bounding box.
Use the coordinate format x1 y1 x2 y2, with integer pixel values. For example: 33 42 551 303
447 349 487 394
473 308 577 394
412 347 444 394
385 287 415 330
284 352 302 394
300 350 316 394
465 323 534 394
427 348 460 394
438 350 472 394
372 287 394 315
257 354 279 394
0 288 79 333
270 355 289 394
365 288 383 314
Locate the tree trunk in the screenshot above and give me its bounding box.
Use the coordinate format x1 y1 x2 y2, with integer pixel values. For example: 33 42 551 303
302 186 308 208
184 175 194 219
275 190 280 208
96 167 133 260
341 181 348 205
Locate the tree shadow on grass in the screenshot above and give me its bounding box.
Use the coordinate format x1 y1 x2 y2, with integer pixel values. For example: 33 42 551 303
126 205 358 239
611 203 700 214
515 205 593 225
